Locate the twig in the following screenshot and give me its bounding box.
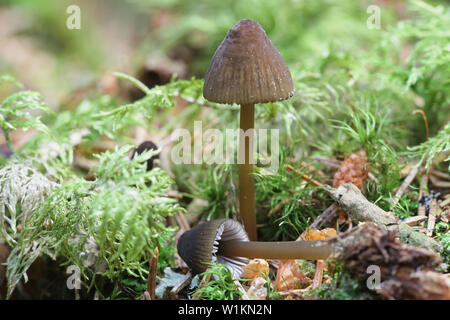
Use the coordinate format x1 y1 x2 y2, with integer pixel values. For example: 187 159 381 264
147 247 159 300
141 291 151 300
312 156 341 168
426 199 439 237
327 183 398 226
390 166 418 208
307 203 339 231
311 260 325 289
367 172 380 184
429 174 450 188
431 170 450 181
287 168 440 253
440 197 450 208
192 273 212 300
234 279 250 300
286 165 323 187
400 216 427 226
278 287 311 297
267 198 293 217
169 272 192 300
175 210 190 231
168 190 184 200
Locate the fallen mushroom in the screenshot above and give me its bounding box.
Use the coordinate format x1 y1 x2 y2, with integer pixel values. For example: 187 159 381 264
203 19 294 240
177 219 333 278
131 140 159 171
84 140 158 181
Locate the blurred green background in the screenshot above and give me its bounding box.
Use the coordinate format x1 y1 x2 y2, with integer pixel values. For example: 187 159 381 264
0 0 406 106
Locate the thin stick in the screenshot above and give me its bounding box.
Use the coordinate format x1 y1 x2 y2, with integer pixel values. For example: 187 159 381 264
307 203 340 231
426 198 438 237
312 260 325 289
401 216 427 226
192 273 212 300
285 165 323 187
390 166 419 208
312 156 341 168
431 170 450 180
268 198 292 217
147 247 159 300
234 279 250 300
175 210 190 231
429 174 450 188
169 272 192 300
239 104 256 240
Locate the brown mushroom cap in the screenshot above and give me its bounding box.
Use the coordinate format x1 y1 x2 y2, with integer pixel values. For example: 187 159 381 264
203 19 294 105
177 219 249 278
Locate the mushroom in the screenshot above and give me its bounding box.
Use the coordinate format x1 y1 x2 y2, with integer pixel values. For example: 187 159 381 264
84 141 159 181
131 140 159 171
177 219 333 278
177 219 250 279
203 19 294 240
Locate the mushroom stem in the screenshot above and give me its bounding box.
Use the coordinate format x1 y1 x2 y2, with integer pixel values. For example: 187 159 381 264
239 103 257 241
218 240 333 260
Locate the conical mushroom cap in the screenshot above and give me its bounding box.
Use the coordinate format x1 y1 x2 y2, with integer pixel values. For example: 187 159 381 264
177 219 249 278
203 19 294 105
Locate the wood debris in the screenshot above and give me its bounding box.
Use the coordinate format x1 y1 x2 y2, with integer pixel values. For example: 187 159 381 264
334 223 448 300
327 183 398 226
378 270 450 300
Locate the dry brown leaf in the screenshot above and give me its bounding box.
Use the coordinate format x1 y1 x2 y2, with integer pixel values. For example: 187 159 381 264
241 259 269 280
275 260 311 291
303 228 337 241
246 277 267 300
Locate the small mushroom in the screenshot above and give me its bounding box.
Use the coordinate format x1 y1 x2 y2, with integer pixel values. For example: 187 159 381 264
131 140 159 171
177 219 333 278
203 19 294 240
177 219 250 279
